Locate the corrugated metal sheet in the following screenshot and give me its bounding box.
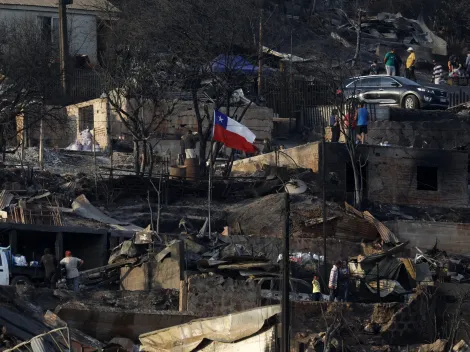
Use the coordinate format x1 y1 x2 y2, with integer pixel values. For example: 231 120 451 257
345 202 400 244
336 214 378 241
363 211 400 245
139 305 281 352
0 190 13 210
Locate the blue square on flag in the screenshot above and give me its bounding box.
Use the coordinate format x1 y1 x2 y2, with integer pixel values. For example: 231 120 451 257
214 111 228 129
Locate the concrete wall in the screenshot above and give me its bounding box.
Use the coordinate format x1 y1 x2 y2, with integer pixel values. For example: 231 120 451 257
232 142 320 174
0 6 98 64
187 274 261 318
120 257 181 291
57 306 196 342
66 98 109 148
120 242 182 291
233 142 468 208
367 118 470 149
385 220 470 255
65 99 274 155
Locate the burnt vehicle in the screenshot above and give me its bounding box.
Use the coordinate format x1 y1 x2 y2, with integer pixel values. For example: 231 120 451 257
337 75 448 110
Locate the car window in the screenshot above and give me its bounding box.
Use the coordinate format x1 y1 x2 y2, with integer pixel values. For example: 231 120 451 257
394 76 421 86
346 79 359 88
358 77 380 87
380 77 399 87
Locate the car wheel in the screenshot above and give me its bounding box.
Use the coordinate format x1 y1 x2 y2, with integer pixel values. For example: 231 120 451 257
404 95 419 109
11 276 32 287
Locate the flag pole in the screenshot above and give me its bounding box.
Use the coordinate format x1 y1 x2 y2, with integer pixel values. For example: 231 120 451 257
208 144 212 238
208 111 215 239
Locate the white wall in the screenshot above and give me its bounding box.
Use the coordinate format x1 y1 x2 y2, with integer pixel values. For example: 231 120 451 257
0 6 98 64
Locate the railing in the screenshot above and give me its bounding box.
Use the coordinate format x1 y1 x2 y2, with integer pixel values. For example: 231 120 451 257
448 88 470 107
5 327 70 352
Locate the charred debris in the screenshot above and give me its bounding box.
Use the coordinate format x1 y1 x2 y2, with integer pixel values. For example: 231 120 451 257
0 149 469 351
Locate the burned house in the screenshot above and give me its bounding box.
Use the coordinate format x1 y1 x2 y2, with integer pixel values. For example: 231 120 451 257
232 142 468 208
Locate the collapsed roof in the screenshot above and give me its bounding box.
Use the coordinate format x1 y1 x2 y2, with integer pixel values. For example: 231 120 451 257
327 10 447 57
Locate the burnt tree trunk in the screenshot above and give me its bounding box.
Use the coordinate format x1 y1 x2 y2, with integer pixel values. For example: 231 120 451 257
133 139 140 175
352 10 363 67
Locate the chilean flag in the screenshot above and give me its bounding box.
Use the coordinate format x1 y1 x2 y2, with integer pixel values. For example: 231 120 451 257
213 111 257 153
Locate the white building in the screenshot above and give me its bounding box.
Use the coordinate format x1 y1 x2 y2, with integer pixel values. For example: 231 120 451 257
0 0 118 65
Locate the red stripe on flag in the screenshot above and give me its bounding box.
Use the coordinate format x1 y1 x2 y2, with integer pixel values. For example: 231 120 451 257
213 124 257 153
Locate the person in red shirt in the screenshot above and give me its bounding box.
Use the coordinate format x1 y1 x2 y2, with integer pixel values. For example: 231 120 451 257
343 103 357 144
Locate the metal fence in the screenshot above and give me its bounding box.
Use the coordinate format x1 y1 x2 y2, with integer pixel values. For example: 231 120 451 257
448 88 470 107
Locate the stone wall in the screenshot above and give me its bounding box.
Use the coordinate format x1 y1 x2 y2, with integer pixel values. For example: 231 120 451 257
186 274 261 317
380 288 437 344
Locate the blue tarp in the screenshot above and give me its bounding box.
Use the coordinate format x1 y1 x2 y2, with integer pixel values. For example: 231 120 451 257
211 55 273 75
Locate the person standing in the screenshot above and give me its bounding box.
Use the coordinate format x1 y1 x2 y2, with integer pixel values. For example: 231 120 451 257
183 129 198 159
40 248 56 289
384 48 396 76
394 51 403 77
369 60 378 75
312 275 322 301
60 251 83 292
178 136 185 165
338 261 350 302
356 102 369 144
328 261 342 302
329 109 340 143
432 60 444 85
405 47 416 81
344 103 357 144
465 52 470 83
262 138 272 154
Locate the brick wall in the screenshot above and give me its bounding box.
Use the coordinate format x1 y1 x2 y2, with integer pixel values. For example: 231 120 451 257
187 274 261 317
365 145 468 207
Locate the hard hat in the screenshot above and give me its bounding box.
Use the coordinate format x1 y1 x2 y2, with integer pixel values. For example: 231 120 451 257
407 47 414 52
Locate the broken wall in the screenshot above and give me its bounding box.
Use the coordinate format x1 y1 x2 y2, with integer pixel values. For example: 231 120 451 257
57 304 196 342
17 107 76 148
365 145 468 207
367 119 470 149
232 142 320 173
385 220 470 255
186 274 261 318
120 242 182 291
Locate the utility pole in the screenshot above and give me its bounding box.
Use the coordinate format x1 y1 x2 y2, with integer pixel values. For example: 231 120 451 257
39 118 44 170
59 0 72 98
281 194 290 352
322 117 327 283
257 8 263 99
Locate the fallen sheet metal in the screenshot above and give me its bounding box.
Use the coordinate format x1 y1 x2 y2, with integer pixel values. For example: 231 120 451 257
139 305 281 352
72 194 142 234
360 241 409 264
363 211 399 245
199 326 276 352
366 280 406 297
0 190 13 210
401 258 416 281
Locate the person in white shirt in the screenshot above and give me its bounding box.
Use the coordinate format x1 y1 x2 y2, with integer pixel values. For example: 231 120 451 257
432 60 444 84
60 251 83 292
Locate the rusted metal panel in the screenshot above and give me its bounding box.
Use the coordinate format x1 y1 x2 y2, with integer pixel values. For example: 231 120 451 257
0 190 13 211
335 214 378 241
344 203 399 244
363 211 399 244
